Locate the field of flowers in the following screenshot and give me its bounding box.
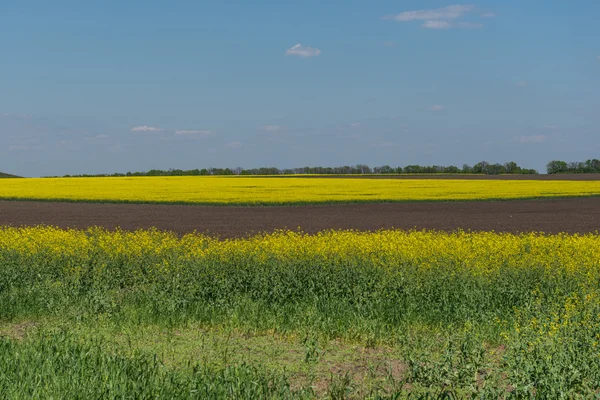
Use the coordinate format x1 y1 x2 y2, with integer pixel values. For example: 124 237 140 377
1 226 599 397
1 176 600 204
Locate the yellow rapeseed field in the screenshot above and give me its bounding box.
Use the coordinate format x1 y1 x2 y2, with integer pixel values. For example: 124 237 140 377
0 176 599 204
2 226 599 280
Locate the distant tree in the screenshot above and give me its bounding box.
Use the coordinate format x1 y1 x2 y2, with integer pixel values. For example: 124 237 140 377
584 159 600 173
568 162 585 173
472 161 489 174
443 165 460 174
355 164 371 174
546 160 569 174
504 161 521 174
403 165 422 174
61 160 543 177
486 163 506 175
377 165 393 174
522 168 538 174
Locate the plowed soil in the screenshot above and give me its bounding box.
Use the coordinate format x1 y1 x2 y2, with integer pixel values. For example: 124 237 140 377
1 198 599 237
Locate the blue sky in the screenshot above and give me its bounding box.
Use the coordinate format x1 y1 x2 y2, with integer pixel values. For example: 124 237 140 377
1 1 599 176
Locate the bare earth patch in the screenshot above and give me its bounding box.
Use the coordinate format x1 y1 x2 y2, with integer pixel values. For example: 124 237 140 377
0 197 599 236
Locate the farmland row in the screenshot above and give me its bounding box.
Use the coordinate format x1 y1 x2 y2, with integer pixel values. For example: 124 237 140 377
1 176 600 205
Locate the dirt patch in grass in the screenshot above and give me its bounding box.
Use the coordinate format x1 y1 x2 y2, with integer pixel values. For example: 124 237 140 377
0 320 39 340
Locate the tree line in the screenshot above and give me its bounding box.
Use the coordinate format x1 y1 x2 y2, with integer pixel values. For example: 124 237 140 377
546 159 600 174
61 161 538 177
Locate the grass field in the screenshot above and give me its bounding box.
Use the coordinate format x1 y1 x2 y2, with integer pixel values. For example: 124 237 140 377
1 176 600 205
1 226 600 398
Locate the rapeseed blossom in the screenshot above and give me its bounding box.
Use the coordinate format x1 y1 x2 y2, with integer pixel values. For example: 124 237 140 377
0 176 599 204
1 227 599 284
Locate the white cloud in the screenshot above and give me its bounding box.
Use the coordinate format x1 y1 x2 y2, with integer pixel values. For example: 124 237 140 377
543 125 559 130
422 20 451 29
9 145 28 151
422 20 482 29
227 141 242 149
383 41 396 47
597 56 600 61
384 5 485 29
519 135 548 143
384 4 475 22
516 81 528 87
131 125 163 132
456 22 484 28
175 130 212 136
84 134 109 141
349 122 361 127
0 113 31 119
481 12 496 17
430 105 445 111
285 44 321 58
261 125 283 133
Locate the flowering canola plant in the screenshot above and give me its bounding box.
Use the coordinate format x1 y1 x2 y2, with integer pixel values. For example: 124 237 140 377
0 176 599 204
2 226 599 310
2 226 600 395
2 226 599 270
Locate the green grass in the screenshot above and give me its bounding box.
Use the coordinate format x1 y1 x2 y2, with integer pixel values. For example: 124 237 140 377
1 321 412 399
0 328 316 399
0 319 502 399
1 227 600 398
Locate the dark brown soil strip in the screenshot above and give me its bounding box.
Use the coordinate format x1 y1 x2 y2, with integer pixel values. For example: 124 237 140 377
1 198 599 237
